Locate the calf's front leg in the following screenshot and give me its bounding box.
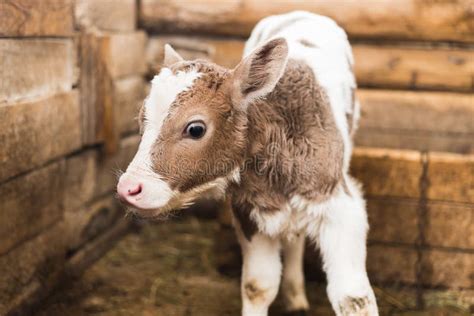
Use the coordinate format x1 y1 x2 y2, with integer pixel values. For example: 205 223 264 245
236 229 282 316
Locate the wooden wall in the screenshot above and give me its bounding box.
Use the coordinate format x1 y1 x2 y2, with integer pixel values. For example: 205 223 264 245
139 0 474 291
0 1 146 314
0 1 472 314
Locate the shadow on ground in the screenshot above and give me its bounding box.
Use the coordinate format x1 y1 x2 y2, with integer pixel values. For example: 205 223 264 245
35 216 472 316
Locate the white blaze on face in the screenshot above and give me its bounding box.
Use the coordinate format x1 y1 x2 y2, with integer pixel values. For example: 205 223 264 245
120 67 201 211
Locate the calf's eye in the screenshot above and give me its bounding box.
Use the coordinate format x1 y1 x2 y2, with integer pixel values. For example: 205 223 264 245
184 121 206 139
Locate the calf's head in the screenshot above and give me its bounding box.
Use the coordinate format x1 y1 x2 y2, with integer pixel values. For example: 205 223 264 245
117 38 288 218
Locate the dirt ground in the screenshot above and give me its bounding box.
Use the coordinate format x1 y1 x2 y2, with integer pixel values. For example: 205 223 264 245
35 216 472 316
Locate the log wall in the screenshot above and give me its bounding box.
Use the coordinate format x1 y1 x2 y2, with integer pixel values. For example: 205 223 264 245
0 1 145 314
1 1 472 313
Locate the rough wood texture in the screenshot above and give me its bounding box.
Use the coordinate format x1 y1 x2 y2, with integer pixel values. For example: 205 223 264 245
0 218 131 316
65 197 124 254
114 76 146 135
148 36 474 92
0 161 65 256
0 91 81 183
427 152 474 204
64 135 140 211
106 32 147 79
356 89 474 154
426 202 474 250
0 0 73 37
80 33 116 151
0 220 68 315
0 39 76 103
367 244 418 285
353 45 474 92
80 32 146 149
367 198 418 245
421 250 473 288
140 0 474 43
75 0 136 32
351 147 423 199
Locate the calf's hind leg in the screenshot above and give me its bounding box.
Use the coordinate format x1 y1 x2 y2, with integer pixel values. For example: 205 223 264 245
281 233 310 314
317 185 378 315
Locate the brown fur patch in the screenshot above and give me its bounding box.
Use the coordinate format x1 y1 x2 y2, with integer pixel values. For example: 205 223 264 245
231 198 258 241
145 60 247 192
231 59 344 215
244 280 267 303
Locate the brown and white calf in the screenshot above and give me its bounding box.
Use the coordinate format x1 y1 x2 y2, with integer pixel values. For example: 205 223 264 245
117 11 378 316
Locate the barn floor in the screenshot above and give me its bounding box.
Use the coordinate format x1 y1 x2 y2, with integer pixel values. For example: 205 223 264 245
35 216 472 316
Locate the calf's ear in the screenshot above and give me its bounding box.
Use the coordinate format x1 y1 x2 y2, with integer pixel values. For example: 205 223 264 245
231 38 288 109
163 44 183 66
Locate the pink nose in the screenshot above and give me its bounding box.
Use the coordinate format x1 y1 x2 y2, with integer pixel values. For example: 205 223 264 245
117 178 142 202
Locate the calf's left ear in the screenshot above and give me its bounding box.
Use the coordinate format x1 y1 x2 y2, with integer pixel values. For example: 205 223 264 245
231 38 289 109
163 44 183 67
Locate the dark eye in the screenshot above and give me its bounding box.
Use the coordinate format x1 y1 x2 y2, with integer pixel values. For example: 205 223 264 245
184 121 206 139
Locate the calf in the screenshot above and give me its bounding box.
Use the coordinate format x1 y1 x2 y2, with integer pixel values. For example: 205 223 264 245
117 11 378 316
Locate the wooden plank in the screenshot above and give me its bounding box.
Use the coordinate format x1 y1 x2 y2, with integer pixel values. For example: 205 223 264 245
351 147 423 199
64 135 140 211
421 250 473 288
80 33 117 151
80 32 146 148
0 39 76 103
0 161 66 255
140 0 474 43
114 76 146 135
95 135 140 197
147 36 243 73
427 152 474 204
65 197 123 253
148 36 474 92
0 217 131 316
75 0 136 32
355 130 474 155
0 220 68 316
106 32 147 79
367 244 418 285
367 197 418 245
426 201 474 250
0 91 81 182
353 45 474 92
0 0 73 37
356 89 474 154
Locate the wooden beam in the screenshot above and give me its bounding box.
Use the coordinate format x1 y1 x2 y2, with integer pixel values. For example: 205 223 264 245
0 0 74 37
353 44 474 92
80 32 146 150
0 91 81 182
0 39 76 103
140 0 474 43
356 89 474 154
148 36 474 92
75 0 136 32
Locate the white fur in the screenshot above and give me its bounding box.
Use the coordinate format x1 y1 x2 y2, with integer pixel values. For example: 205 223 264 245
235 226 282 316
245 11 357 172
120 68 201 211
237 12 378 316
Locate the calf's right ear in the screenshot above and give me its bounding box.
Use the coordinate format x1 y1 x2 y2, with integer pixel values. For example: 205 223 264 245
231 38 289 110
163 44 183 67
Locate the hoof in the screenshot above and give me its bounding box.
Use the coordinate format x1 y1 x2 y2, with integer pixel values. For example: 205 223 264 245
284 309 308 316
339 296 372 315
